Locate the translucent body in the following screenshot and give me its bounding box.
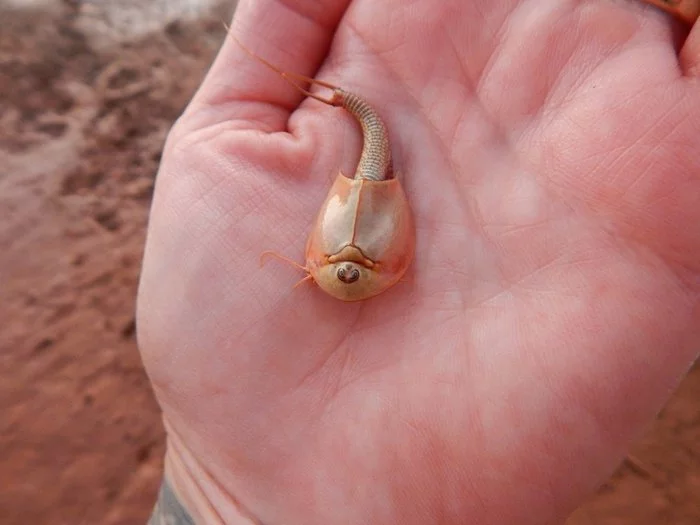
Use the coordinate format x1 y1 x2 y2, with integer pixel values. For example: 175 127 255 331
228 29 416 301
305 172 415 301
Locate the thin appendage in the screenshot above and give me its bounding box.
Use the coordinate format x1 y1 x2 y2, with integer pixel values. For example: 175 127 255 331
293 274 314 289
278 75 343 108
223 22 393 182
260 252 315 291
259 250 308 273
222 21 341 107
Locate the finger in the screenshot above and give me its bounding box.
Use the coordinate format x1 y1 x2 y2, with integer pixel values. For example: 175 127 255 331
186 0 351 128
680 16 700 74
639 0 700 25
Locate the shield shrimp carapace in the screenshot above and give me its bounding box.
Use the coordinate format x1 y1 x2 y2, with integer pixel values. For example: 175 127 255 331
225 25 415 301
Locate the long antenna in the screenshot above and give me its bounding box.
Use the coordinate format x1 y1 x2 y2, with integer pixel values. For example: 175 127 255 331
221 21 342 107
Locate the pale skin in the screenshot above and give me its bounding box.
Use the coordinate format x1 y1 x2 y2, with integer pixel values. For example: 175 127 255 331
136 1 700 524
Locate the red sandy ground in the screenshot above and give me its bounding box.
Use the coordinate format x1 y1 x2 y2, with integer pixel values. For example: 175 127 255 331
1 3 698 524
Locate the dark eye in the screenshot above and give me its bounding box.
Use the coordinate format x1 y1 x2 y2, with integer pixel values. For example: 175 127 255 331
336 264 360 284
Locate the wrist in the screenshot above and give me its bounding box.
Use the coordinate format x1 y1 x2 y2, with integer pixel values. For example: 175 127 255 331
148 476 195 525
152 437 259 525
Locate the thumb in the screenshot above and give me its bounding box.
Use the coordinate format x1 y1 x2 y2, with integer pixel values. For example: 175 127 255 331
680 14 700 74
638 1 700 75
641 0 700 24
184 0 350 133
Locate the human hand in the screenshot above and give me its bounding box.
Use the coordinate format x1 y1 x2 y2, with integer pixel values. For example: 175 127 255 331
137 1 700 523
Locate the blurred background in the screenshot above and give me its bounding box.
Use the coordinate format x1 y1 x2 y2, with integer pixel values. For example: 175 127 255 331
1 1 698 523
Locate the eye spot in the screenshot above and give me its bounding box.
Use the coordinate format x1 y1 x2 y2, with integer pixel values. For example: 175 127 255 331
337 264 360 284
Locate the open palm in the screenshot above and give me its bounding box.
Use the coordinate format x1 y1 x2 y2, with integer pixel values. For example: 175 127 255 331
136 1 700 524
